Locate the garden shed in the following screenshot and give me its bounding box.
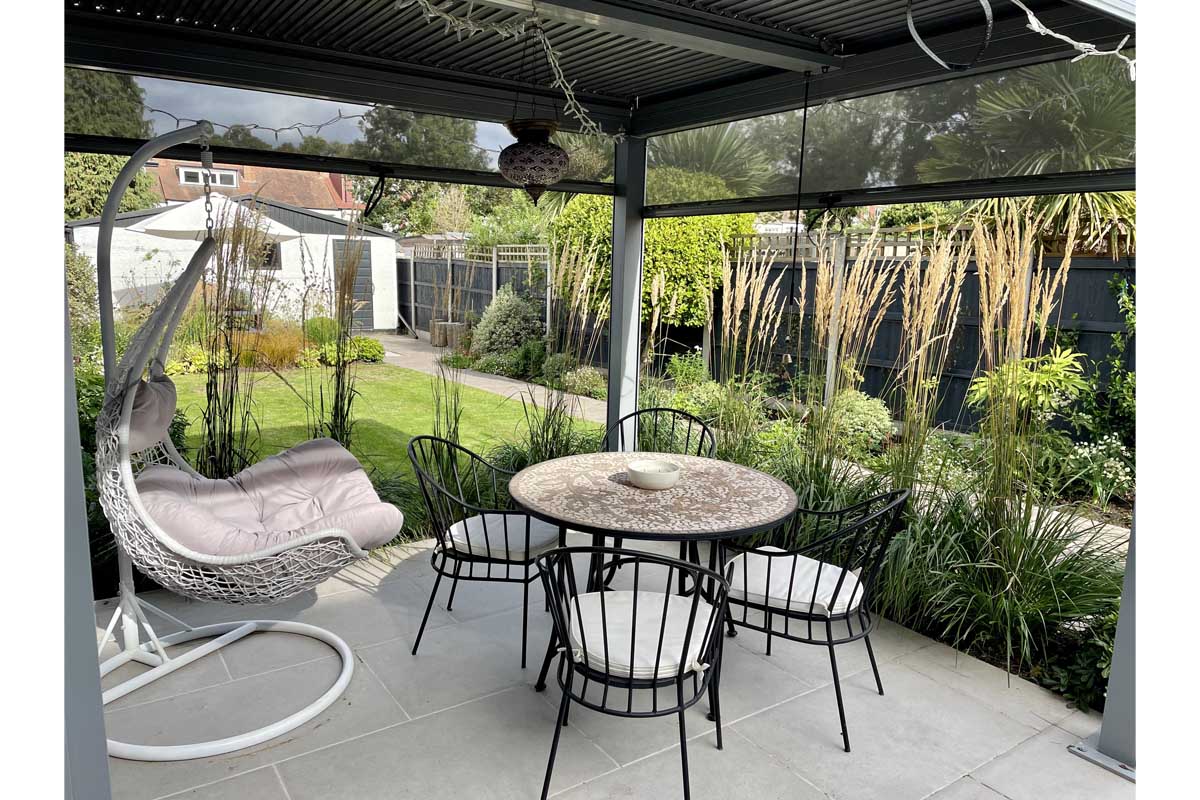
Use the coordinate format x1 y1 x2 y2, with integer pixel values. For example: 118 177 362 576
67 196 400 331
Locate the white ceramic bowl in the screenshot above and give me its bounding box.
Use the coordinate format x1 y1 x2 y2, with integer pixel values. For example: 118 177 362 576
627 459 681 491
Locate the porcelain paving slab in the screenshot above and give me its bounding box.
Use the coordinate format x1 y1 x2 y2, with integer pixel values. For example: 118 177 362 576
971 725 1135 800
276 687 616 800
158 766 290 800
360 605 554 716
552 728 828 800
105 655 407 800
897 642 1073 730
734 664 1036 800
927 776 1008 799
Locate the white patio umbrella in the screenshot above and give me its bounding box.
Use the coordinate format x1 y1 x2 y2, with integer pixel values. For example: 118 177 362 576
129 194 302 242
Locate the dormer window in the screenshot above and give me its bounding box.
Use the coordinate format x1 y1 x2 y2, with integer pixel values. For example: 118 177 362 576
178 166 238 188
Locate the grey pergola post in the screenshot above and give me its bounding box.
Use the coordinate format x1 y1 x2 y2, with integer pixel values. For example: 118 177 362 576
1070 521 1135 781
605 136 647 448
64 306 113 799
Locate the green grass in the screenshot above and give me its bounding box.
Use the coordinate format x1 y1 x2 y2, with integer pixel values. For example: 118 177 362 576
171 364 553 476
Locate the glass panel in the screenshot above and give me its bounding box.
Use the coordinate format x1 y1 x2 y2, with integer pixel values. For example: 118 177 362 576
64 67 612 181
645 53 1135 205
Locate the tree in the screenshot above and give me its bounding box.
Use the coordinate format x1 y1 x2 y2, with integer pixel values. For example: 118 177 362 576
917 57 1135 252
210 125 269 150
553 168 755 327
65 68 150 138
64 152 161 220
648 123 769 198
276 135 352 156
353 106 488 169
468 191 548 247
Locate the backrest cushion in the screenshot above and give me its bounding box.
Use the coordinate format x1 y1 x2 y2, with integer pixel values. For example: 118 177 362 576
127 376 177 453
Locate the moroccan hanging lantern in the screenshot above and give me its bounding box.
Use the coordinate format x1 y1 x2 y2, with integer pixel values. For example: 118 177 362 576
498 118 569 205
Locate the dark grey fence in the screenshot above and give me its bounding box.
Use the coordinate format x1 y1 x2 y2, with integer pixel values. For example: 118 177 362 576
398 244 549 333
717 232 1135 431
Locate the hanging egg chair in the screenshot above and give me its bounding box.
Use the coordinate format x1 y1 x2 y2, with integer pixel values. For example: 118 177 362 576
92 122 403 761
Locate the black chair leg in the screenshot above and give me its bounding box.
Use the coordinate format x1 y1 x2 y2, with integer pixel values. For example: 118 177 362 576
535 631 558 692
445 562 462 612
864 633 885 696
827 640 851 753
765 612 773 656
521 564 530 669
677 706 692 800
411 569 444 656
706 656 724 750
541 690 571 800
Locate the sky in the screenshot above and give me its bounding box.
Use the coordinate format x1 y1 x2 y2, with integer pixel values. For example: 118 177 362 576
136 76 514 169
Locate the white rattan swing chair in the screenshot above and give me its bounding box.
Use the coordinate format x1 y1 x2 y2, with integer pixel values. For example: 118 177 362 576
92 122 403 761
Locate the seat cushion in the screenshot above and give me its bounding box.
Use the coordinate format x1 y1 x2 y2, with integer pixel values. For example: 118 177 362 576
727 547 862 617
136 438 403 557
567 590 716 680
446 514 560 560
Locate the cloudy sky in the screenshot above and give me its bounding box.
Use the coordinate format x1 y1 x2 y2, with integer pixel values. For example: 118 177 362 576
137 76 513 169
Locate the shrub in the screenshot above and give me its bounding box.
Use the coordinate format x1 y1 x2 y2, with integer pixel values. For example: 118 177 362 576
563 366 607 399
164 343 208 376
440 350 475 370
666 349 707 387
353 336 385 363
254 321 304 369
1035 607 1120 712
304 316 340 346
473 350 522 378
319 339 358 365
472 285 545 357
541 352 574 388
296 347 321 369
1060 433 1134 506
829 390 893 457
513 338 547 379
552 181 756 327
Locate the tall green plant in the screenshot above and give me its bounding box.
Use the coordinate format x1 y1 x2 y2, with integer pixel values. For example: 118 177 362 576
194 202 278 477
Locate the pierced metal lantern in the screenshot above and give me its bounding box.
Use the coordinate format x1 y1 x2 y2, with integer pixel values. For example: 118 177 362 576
498 119 569 205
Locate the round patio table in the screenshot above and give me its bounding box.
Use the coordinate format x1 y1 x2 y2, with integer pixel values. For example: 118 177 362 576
509 451 797 543
510 451 797 693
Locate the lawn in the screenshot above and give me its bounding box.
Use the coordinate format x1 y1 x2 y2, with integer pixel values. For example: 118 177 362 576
171 364 564 476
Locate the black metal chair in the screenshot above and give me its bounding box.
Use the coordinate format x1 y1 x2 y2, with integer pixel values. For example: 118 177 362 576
603 407 716 587
604 407 716 457
721 490 909 753
408 435 561 668
537 546 730 800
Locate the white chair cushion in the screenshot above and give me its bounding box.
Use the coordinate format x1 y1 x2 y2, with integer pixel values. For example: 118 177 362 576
568 590 715 680
136 437 403 556
447 514 560 560
727 547 863 617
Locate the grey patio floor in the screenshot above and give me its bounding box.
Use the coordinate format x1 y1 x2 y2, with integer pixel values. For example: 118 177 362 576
95 538 1132 800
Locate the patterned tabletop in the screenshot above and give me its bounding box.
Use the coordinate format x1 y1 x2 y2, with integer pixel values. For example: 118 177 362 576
509 452 798 541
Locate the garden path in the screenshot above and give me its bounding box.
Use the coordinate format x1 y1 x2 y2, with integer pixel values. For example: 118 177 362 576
372 332 608 426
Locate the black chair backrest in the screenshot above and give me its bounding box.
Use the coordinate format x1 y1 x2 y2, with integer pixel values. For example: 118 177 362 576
537 546 730 713
408 435 530 566
731 489 909 618
603 407 715 457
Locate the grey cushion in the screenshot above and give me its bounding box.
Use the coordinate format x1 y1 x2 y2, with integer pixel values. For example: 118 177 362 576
127 376 177 453
446 514 560 560
136 438 403 556
727 547 863 617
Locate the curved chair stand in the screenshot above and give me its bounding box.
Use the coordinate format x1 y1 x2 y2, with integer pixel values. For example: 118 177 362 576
99 616 353 762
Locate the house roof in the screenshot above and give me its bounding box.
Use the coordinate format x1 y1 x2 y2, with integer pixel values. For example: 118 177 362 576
65 195 394 239
149 158 361 211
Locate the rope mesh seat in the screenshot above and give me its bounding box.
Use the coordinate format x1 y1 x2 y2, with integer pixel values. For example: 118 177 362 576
90 122 403 761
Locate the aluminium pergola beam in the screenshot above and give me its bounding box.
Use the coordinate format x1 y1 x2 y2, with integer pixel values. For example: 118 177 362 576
641 168 1136 218
472 0 841 73
66 134 616 197
630 4 1134 135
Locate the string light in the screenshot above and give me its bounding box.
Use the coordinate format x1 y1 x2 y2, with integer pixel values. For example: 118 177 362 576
395 0 622 141
1010 0 1135 80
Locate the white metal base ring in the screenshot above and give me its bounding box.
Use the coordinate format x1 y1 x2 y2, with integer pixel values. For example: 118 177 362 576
100 620 354 762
